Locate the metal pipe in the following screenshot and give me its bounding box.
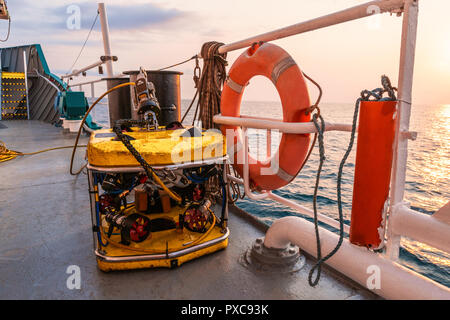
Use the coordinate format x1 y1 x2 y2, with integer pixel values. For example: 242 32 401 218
242 127 270 200
390 203 450 254
227 174 243 185
267 192 350 234
263 216 450 299
214 114 354 134
95 229 230 262
34 69 61 93
87 156 229 173
23 50 30 120
240 126 349 232
62 60 104 79
222 161 229 229
386 0 419 260
213 0 405 55
87 170 99 251
225 173 348 232
69 78 105 88
98 3 114 77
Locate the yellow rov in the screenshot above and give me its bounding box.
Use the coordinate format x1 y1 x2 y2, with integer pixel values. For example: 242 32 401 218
86 125 229 272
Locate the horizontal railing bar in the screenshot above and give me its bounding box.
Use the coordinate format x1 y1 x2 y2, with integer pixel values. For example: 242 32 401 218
214 114 354 134
390 203 450 254
68 78 106 88
216 0 405 55
62 60 105 79
68 73 127 88
267 192 351 234
225 173 350 233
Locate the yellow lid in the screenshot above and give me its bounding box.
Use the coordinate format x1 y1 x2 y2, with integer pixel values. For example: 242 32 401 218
87 126 226 167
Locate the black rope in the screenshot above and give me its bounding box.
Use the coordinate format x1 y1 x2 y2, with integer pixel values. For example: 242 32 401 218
156 55 197 71
308 113 327 286
0 16 11 42
66 11 99 75
112 119 159 182
308 75 397 287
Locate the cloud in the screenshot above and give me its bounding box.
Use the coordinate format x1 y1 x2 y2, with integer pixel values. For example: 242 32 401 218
7 1 187 39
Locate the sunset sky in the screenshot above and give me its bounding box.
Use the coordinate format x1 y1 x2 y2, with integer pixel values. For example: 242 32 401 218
4 0 450 105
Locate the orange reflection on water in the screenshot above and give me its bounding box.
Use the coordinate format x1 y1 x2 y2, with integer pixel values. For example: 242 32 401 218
402 238 450 268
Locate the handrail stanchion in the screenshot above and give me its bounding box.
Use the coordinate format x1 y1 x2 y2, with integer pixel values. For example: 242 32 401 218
242 127 270 201
386 0 419 260
267 129 271 158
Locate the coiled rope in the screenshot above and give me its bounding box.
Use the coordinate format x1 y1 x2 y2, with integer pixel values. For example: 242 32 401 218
192 42 228 129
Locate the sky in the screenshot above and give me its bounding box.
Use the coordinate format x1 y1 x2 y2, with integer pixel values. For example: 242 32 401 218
3 0 450 105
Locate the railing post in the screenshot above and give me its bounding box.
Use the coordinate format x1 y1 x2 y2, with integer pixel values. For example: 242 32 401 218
23 50 30 120
267 129 272 158
98 3 114 78
386 0 419 260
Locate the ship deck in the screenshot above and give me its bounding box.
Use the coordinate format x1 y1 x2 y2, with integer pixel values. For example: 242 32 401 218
0 120 377 299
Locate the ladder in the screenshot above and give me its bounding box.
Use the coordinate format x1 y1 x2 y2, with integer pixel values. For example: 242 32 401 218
0 72 28 120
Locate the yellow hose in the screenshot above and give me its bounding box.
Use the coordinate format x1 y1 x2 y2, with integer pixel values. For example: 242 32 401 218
70 82 136 175
149 169 182 203
0 140 87 163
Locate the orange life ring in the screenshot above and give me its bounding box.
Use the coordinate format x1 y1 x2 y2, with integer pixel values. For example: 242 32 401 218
220 43 311 191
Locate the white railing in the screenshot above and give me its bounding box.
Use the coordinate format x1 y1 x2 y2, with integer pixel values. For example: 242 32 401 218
68 78 105 97
61 58 119 80
61 2 117 95
212 0 450 298
67 74 126 97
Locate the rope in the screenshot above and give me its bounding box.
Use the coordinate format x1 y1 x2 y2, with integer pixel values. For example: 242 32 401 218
308 113 327 286
0 16 11 42
192 41 228 129
66 11 99 75
225 164 245 204
181 56 201 123
290 71 323 181
156 55 197 71
307 75 397 287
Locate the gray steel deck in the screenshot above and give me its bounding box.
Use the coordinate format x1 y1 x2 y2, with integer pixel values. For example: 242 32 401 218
0 120 377 299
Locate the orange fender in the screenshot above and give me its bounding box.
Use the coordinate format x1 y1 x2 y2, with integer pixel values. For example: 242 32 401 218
350 100 397 248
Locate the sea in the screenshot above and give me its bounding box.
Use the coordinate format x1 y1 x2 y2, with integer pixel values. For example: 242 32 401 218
89 98 450 288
